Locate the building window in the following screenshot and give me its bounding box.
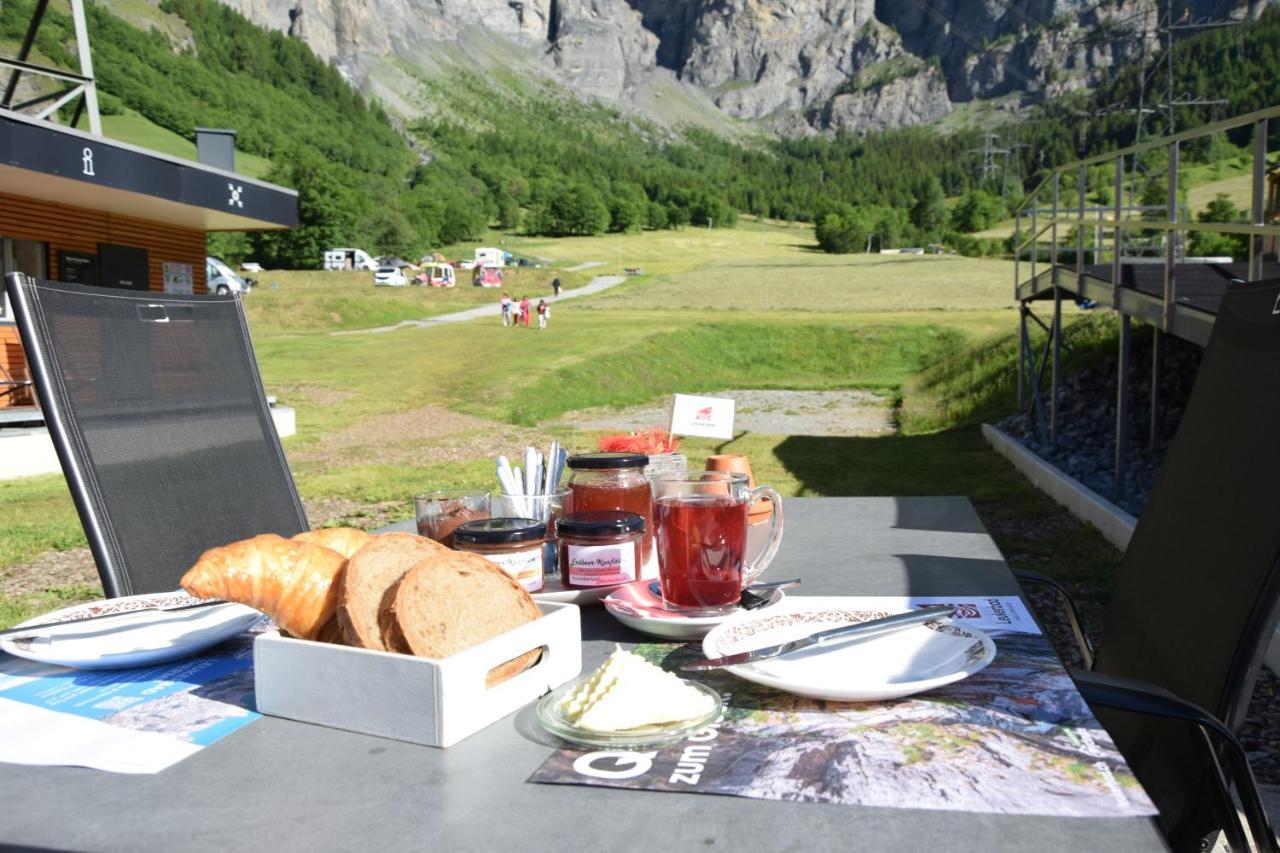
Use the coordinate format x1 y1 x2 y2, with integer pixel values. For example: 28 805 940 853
1 238 48 321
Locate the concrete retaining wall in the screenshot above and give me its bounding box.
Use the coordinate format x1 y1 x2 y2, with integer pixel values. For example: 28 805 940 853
982 423 1136 551
0 406 297 481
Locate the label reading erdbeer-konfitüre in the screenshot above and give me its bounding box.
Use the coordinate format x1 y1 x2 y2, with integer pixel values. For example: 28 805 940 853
484 548 544 592
567 543 636 587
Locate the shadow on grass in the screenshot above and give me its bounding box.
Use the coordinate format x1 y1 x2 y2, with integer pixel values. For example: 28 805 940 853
773 427 1124 598
774 428 1033 502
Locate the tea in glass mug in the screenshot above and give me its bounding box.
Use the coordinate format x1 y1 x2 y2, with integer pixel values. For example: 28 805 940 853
652 471 783 613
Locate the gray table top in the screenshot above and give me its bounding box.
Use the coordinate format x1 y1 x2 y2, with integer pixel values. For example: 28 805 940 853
0 497 1168 852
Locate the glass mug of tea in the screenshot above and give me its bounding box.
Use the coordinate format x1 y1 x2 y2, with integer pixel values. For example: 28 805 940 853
652 471 784 614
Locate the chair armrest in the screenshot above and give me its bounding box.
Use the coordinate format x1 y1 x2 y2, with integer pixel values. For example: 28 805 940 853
1072 669 1278 853
1012 569 1096 668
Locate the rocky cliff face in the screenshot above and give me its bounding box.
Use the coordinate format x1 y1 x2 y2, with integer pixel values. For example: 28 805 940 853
213 0 1263 134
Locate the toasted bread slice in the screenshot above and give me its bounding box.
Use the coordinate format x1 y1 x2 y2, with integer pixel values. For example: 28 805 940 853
386 551 543 685
336 532 447 650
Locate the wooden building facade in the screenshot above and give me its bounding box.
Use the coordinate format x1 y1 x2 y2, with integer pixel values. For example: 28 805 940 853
0 109 297 410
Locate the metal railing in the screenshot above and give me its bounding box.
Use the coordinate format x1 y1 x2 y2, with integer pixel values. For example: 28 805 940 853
1015 105 1280 304
1011 106 1280 502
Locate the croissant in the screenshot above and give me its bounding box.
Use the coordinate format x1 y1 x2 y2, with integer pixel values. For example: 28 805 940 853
181 533 347 640
292 527 372 559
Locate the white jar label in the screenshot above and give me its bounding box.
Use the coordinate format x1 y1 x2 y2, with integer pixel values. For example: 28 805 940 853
566 542 636 587
484 547 544 592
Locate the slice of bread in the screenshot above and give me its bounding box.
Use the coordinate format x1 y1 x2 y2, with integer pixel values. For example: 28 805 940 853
337 532 448 650
385 551 543 685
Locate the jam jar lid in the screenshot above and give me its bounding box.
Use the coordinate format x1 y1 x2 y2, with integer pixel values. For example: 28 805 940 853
556 511 645 537
454 517 546 545
566 452 649 470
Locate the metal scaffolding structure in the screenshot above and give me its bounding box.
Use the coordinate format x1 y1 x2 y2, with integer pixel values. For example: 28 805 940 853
0 0 102 135
1013 105 1280 500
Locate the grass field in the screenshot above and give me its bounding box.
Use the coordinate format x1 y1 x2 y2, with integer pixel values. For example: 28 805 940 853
100 110 274 179
587 253 1018 313
243 267 584 334
0 219 1126 628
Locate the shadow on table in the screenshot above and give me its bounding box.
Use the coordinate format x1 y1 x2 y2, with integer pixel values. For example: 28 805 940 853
894 553 1020 598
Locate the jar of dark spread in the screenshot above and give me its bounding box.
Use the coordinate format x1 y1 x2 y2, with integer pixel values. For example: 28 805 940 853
556 511 645 590
453 517 546 593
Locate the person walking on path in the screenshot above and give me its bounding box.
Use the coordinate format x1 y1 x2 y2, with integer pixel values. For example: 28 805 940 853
500 292 512 327
552 277 562 298
519 295 531 328
537 299 550 331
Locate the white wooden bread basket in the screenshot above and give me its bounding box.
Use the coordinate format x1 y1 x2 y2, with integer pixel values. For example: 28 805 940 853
254 601 581 747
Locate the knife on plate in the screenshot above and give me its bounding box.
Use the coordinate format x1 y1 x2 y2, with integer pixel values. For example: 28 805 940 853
0 599 230 642
680 606 957 671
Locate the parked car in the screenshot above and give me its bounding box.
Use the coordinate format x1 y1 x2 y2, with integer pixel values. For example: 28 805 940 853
374 266 408 287
207 256 253 295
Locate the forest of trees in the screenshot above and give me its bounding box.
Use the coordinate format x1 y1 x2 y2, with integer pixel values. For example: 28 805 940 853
3 0 1278 264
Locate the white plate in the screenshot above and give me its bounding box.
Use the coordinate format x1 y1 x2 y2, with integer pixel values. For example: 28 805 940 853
701 602 996 702
0 591 263 670
603 580 786 640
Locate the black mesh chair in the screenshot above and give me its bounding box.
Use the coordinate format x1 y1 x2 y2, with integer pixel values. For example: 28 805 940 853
1021 277 1280 852
4 274 308 597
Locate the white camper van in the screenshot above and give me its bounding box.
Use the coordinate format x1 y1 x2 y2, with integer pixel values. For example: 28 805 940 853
324 248 378 271
206 256 253 294
474 247 505 268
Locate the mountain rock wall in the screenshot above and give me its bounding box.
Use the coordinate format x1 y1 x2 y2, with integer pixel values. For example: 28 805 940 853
212 0 1263 133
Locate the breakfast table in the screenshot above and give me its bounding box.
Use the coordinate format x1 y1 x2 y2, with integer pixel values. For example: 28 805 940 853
0 497 1170 852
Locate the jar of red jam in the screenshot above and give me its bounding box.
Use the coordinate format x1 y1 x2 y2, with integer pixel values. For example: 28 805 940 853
564 452 653 569
453 518 546 593
556 511 645 590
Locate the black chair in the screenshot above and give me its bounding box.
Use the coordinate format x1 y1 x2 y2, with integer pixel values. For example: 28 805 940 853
1020 277 1280 852
4 274 308 597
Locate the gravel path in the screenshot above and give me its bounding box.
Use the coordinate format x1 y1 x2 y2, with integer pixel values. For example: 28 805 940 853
555 389 894 436
333 273 626 336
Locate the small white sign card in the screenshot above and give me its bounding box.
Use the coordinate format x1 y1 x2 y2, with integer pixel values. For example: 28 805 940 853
669 393 736 440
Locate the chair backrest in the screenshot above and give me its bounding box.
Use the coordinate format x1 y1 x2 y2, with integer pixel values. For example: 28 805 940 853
5 274 308 597
1093 276 1280 844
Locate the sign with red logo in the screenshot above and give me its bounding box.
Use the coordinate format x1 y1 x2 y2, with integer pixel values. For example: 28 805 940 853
670 394 735 440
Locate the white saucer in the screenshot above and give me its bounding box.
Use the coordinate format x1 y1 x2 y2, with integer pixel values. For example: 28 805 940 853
532 577 628 605
701 600 996 702
0 591 263 670
532 551 659 605
603 580 786 640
